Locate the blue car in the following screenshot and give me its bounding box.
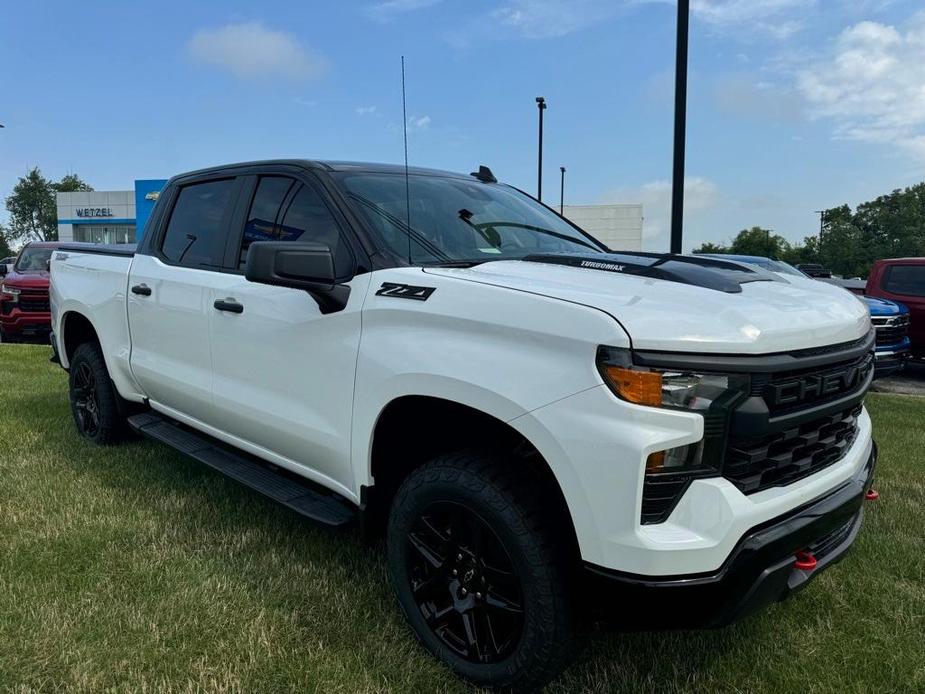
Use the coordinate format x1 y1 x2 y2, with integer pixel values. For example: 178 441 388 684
696 253 911 377
863 295 911 376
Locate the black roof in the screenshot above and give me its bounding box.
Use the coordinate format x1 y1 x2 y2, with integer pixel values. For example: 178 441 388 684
171 159 473 182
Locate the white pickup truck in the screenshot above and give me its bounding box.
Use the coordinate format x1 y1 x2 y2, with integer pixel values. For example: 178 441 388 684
50 160 877 691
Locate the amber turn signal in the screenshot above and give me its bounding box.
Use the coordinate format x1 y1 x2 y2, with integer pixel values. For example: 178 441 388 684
601 366 662 407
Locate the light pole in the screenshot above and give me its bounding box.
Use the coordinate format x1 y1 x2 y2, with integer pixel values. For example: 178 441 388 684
669 0 690 254
815 210 826 243
559 167 566 215
536 97 547 201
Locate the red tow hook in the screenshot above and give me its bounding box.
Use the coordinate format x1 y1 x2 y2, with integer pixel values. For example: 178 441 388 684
794 550 817 571
865 488 880 501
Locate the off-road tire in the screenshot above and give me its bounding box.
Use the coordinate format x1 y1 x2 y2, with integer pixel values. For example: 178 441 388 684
68 342 127 444
386 450 581 692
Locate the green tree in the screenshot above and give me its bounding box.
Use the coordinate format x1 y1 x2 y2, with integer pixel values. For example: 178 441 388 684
691 241 728 254
0 225 12 259
4 168 93 244
728 226 792 258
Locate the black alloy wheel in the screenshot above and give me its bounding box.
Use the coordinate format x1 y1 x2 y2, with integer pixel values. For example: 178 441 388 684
67 342 126 444
406 501 525 663
72 361 101 438
387 452 581 692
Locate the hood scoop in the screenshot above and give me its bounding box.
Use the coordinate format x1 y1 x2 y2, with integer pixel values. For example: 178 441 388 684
521 252 782 294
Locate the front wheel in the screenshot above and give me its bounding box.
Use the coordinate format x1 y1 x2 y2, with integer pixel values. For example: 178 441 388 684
386 452 580 691
68 342 125 444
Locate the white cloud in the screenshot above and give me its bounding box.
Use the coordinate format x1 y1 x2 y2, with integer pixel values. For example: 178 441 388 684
188 22 326 81
365 0 443 22
604 177 719 242
797 13 925 160
356 105 378 115
485 0 813 40
491 0 621 39
712 74 804 122
408 115 431 129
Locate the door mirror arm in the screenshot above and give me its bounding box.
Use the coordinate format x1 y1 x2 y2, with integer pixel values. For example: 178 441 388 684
244 242 352 314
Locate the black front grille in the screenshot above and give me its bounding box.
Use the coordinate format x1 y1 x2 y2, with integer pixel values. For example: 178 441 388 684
18 292 49 313
751 352 873 417
725 404 862 495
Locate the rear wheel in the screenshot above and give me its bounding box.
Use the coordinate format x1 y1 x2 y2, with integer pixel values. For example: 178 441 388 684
68 342 126 444
386 451 580 691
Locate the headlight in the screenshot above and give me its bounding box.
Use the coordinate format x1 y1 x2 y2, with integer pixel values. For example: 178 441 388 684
1 284 21 300
596 346 746 413
597 346 751 524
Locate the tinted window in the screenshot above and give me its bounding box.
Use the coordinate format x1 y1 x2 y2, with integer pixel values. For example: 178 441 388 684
161 179 235 268
273 185 353 278
239 176 297 267
336 172 603 265
884 265 925 297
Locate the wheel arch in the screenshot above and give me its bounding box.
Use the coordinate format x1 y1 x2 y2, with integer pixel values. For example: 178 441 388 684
363 394 582 563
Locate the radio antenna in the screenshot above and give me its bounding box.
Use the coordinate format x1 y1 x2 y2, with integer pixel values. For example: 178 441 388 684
401 55 412 265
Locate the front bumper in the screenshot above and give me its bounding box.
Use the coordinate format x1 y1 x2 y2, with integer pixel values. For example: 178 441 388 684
582 442 876 628
0 308 52 337
874 339 910 377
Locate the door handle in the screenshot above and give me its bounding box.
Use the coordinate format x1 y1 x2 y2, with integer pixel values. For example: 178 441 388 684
214 298 244 314
131 284 152 296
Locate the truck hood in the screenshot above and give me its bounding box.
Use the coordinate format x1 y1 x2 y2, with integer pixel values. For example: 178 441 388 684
424 260 870 353
861 295 908 316
1 269 50 289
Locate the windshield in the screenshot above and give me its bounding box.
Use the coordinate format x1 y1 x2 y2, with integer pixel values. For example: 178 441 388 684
14 247 53 272
335 172 605 265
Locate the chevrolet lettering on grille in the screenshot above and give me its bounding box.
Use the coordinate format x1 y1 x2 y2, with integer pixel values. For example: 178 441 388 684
765 355 873 408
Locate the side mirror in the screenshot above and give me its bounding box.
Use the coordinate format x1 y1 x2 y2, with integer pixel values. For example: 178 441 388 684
245 241 351 314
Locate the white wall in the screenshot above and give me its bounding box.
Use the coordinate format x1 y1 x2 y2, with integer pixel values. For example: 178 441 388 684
57 190 135 242
562 204 643 252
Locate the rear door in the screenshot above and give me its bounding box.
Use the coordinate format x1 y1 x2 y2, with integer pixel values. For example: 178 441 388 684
873 262 925 355
128 176 241 424
206 173 369 495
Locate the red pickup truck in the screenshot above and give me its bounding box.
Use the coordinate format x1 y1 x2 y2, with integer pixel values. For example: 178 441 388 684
0 242 62 343
867 258 925 361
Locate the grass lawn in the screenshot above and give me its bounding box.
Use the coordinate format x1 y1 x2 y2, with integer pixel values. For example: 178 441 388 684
1 343 923 693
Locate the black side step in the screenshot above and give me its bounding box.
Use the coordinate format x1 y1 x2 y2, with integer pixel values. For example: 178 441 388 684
127 412 355 527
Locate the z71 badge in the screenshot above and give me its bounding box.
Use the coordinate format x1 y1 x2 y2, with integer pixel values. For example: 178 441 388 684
375 282 436 301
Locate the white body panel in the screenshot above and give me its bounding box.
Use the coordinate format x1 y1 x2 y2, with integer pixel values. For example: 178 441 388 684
50 248 874 578
208 272 371 495
424 261 870 353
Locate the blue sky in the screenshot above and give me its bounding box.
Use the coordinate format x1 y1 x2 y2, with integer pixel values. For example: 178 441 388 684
2 0 924 251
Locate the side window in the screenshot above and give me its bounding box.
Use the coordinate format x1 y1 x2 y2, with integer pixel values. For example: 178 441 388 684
239 176 297 268
883 265 925 297
261 184 354 278
161 179 235 268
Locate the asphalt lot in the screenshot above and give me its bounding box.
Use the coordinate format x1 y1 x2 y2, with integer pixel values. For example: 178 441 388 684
870 362 925 396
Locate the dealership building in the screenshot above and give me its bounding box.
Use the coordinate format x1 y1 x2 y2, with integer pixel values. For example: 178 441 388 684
562 204 643 251
56 179 167 245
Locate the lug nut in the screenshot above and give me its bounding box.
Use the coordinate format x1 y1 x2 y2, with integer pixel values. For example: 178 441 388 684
452 569 458 576
461 588 467 595
457 553 463 561
476 592 482 599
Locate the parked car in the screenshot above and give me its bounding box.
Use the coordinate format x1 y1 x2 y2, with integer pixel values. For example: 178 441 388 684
0 242 62 343
818 277 867 295
0 256 15 275
867 258 925 362
797 263 834 278
50 160 877 691
697 255 909 376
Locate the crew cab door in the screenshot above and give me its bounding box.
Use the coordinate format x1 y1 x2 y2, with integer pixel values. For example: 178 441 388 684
206 174 368 495
128 177 242 424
